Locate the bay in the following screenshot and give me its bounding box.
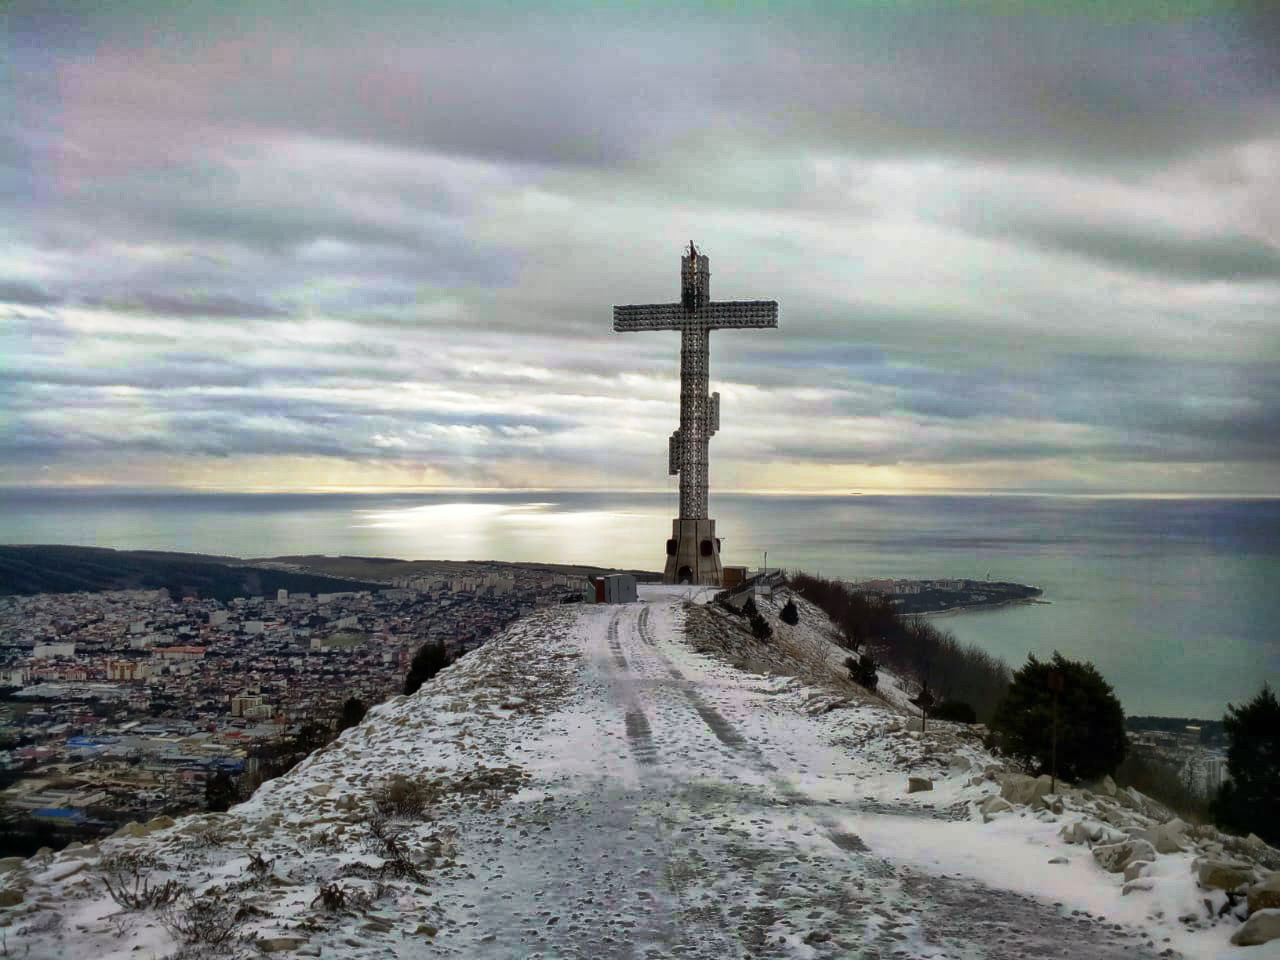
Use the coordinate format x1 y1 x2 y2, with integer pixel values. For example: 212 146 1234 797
1 488 1276 719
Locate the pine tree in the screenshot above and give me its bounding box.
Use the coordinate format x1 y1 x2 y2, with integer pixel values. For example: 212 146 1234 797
205 770 237 812
404 641 453 695
1211 684 1280 844
845 654 878 690
750 614 772 641
780 598 799 625
337 696 367 732
990 651 1127 782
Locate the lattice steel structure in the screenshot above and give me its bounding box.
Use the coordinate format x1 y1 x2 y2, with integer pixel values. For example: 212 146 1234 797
614 243 778 584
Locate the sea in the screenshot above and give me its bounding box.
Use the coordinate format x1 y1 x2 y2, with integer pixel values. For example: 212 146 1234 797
1 488 1277 721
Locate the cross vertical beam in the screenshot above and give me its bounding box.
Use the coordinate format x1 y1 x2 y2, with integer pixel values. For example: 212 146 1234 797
613 243 779 583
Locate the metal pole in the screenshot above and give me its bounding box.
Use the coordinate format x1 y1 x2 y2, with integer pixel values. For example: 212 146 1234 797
1051 690 1058 794
1048 668 1064 794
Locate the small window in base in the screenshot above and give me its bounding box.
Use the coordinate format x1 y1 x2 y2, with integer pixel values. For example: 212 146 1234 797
666 538 678 556
700 539 713 557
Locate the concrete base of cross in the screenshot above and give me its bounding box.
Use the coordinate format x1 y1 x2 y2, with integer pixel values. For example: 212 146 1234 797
662 518 723 586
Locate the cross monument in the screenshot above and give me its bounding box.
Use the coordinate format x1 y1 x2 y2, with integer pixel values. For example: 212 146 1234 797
614 243 779 584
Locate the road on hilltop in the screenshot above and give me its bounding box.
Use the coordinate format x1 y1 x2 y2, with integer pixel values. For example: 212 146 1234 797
426 591 1172 959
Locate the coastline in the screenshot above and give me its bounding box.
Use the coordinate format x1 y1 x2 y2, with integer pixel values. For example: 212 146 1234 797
916 595 1050 619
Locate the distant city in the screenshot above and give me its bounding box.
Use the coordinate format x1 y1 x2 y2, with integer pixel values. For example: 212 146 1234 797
0 555 1231 856
0 560 592 853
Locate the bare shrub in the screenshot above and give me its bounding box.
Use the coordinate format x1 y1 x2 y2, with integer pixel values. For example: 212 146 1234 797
245 850 274 878
100 852 187 911
374 775 430 818
312 882 346 912
367 813 427 882
159 895 243 946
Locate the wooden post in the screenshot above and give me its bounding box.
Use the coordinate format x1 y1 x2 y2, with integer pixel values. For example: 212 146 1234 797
1048 669 1065 794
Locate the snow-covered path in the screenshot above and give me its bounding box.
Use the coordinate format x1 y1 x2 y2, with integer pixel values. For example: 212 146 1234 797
12 590 1207 959
415 593 1168 959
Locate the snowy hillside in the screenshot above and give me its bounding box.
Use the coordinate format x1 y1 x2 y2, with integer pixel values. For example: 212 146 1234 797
1 585 1276 959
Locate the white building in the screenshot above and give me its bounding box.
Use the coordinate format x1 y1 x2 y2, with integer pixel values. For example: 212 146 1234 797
33 642 75 659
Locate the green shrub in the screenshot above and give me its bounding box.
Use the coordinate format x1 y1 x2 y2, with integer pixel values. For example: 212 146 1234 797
749 613 772 641
337 696 367 732
404 642 453 695
845 654 878 690
932 700 977 724
780 598 799 625
990 651 1127 782
1210 684 1280 844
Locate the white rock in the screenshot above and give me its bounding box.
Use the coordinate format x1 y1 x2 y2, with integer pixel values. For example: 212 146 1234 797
1059 821 1090 845
1039 794 1065 815
1000 773 1052 807
1086 774 1118 797
1124 859 1154 883
1122 878 1155 896
1140 823 1187 854
1092 839 1157 874
1198 859 1254 891
980 795 1014 816
1231 908 1280 947
1249 873 1280 914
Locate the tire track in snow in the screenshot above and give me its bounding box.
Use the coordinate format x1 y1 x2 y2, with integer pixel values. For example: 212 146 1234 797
628 604 774 765
608 610 659 768
631 599 1173 959
612 604 751 958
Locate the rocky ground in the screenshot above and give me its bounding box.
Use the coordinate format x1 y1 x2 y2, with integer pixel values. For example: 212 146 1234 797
0 585 1275 959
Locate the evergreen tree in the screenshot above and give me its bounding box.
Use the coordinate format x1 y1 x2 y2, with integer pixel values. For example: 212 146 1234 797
750 613 772 641
337 696 367 733
205 770 237 812
1211 684 1280 845
990 651 1127 782
846 654 878 690
932 700 977 724
404 641 453 695
780 598 800 625
742 596 758 618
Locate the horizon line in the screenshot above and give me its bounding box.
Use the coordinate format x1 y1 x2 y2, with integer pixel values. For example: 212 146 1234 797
1 484 1277 501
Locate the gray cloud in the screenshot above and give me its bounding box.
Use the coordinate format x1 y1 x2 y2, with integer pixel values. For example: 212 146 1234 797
0 3 1277 493
985 219 1280 283
0 282 60 307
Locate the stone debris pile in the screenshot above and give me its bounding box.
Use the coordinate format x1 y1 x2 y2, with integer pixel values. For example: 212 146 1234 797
956 767 1280 948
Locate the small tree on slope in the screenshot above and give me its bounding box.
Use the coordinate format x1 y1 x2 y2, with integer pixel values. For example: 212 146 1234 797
990 651 1127 782
780 598 800 626
337 696 367 732
404 641 453 696
1211 684 1280 845
750 614 773 641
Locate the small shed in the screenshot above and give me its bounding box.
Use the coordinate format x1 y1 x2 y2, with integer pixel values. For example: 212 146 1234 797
584 574 638 604
722 566 749 590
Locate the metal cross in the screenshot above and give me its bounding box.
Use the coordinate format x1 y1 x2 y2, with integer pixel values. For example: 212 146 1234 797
614 243 778 519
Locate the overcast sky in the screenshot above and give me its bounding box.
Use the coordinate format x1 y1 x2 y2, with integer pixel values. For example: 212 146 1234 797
3 1 1278 495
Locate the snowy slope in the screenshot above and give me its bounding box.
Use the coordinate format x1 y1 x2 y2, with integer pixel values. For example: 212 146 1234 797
1 586 1274 959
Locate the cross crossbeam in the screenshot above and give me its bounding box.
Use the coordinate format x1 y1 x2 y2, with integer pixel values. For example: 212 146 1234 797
613 300 779 331
612 243 778 529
